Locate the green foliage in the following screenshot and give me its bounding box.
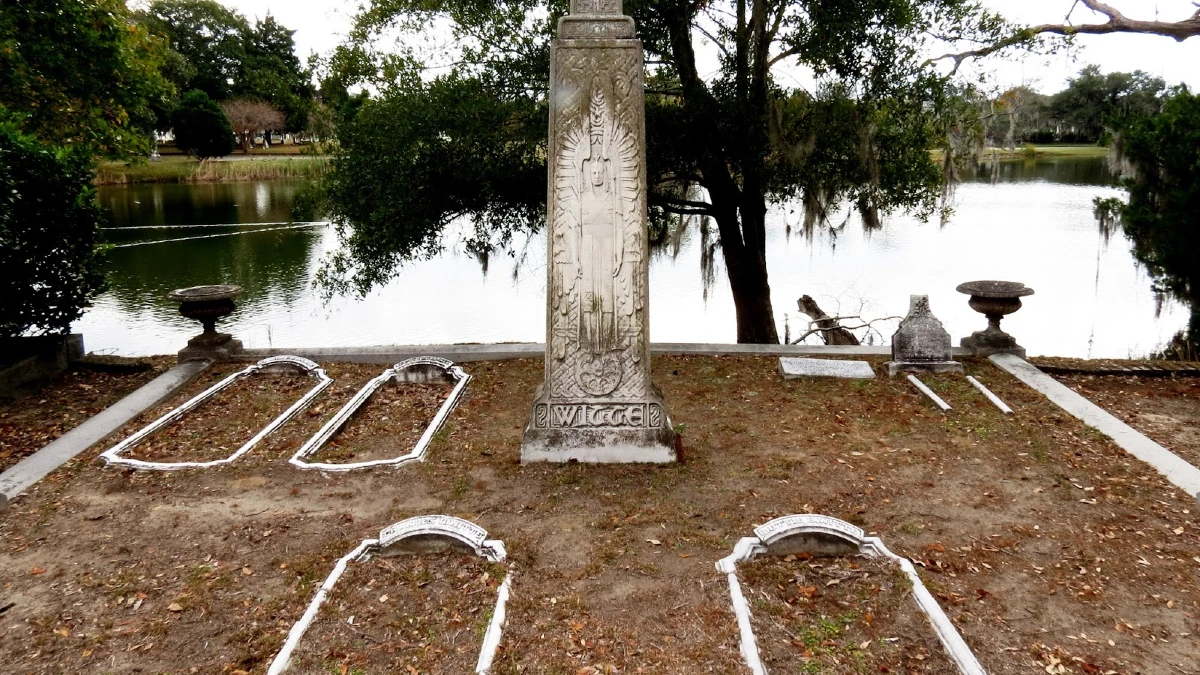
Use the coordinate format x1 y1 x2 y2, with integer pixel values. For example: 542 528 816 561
171 90 234 158
1100 88 1200 346
0 0 173 158
0 112 107 337
318 0 1009 341
139 0 249 101
316 75 546 296
1049 65 1166 144
140 1 315 132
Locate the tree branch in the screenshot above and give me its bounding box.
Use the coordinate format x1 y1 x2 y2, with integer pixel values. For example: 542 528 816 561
927 0 1200 74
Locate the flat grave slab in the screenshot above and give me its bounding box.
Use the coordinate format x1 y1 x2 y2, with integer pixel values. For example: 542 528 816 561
778 357 875 380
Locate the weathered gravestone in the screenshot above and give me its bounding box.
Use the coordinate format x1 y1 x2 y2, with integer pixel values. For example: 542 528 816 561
521 0 675 462
885 295 963 376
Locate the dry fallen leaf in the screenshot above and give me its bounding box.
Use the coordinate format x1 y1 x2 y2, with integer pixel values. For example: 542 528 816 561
242 567 253 576
30 567 46 575
647 539 661 546
168 603 183 612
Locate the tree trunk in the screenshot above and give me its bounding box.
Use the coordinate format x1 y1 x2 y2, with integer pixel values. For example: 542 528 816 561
710 196 779 344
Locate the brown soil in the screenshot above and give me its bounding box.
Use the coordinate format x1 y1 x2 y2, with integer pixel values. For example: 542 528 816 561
740 554 957 673
288 551 505 674
0 360 167 473
310 381 455 464
123 368 322 463
0 356 1197 675
1056 373 1200 472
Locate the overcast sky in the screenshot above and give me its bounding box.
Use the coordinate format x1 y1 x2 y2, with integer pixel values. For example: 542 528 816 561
221 0 1200 92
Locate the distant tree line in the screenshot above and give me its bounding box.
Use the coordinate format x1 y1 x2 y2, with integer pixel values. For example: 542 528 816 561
980 65 1167 148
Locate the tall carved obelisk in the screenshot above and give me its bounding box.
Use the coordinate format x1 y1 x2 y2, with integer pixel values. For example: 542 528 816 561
521 0 675 463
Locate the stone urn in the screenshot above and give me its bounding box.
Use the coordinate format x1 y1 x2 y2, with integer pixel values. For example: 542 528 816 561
169 284 244 361
956 280 1034 357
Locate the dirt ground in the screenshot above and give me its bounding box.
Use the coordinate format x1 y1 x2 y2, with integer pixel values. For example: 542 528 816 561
0 360 168 473
0 356 1198 674
1056 374 1200 473
288 551 505 674
741 554 956 673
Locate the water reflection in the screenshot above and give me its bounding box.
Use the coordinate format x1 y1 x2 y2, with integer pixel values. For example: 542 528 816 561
76 159 1187 358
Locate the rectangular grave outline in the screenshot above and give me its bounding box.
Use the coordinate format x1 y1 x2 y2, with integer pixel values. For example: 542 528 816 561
288 357 471 472
265 515 511 675
716 514 986 675
99 356 332 471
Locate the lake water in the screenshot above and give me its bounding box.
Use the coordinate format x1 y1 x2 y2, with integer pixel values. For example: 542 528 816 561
81 157 1187 358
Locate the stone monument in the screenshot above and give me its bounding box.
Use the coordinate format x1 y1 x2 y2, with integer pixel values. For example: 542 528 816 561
885 295 963 376
521 0 675 462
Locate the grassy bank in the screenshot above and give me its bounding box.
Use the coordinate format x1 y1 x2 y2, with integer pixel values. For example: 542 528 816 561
930 144 1110 163
95 155 329 185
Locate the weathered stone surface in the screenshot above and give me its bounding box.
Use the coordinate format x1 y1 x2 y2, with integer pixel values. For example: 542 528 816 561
522 0 674 462
885 295 963 376
778 357 874 380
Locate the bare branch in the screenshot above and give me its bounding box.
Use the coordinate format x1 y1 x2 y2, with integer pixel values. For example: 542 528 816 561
927 0 1200 74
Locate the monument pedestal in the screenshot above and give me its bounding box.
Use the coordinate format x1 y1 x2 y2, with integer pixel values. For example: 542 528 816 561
521 0 675 462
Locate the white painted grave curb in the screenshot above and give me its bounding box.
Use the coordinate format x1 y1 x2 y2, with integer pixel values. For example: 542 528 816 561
989 353 1200 500
716 514 986 675
266 515 511 675
100 356 331 471
289 357 470 471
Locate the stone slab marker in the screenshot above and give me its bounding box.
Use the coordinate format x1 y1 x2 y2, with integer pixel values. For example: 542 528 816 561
522 0 675 462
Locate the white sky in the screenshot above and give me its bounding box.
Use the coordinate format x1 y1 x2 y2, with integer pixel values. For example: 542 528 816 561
221 0 1200 92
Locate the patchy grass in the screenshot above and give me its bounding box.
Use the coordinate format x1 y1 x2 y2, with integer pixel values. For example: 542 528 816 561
741 554 956 673
0 356 1197 674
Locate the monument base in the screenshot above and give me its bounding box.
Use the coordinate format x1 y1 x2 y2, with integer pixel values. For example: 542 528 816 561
520 385 676 463
178 337 243 363
961 334 1026 359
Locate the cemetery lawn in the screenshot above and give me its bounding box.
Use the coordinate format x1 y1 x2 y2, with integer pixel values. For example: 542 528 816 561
0 357 169 473
0 356 1197 674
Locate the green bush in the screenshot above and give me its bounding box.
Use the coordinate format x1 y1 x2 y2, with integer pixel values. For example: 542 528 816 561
0 111 107 337
171 90 234 159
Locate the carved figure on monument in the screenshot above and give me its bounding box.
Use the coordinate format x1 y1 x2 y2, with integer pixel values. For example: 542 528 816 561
522 0 675 462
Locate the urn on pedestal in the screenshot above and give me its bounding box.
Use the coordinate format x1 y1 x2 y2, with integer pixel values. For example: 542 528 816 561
956 281 1034 358
169 284 244 361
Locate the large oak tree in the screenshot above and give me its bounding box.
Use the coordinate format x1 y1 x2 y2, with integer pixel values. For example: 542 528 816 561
318 0 1013 342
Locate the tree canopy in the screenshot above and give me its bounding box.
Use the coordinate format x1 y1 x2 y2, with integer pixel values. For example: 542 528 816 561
171 90 235 158
317 0 1011 342
0 0 172 158
139 0 315 133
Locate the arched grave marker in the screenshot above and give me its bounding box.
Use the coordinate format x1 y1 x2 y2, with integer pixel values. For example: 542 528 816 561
717 514 985 675
265 515 511 675
289 357 471 471
99 356 331 471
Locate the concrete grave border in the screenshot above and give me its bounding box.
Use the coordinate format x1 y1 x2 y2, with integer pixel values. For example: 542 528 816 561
716 514 985 675
288 357 471 472
265 515 511 675
99 356 331 471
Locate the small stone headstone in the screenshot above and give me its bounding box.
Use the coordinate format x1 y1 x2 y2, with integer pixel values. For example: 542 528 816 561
886 295 963 376
778 357 875 380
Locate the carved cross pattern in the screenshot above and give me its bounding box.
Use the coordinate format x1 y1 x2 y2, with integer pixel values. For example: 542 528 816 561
570 0 622 15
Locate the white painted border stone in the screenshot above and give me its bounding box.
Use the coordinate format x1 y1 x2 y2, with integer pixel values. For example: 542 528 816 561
99 356 331 471
265 516 511 675
289 357 471 472
990 353 1200 500
716 514 986 675
907 374 952 411
965 375 1013 414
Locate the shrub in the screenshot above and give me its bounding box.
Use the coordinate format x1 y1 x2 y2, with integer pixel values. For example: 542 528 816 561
0 111 107 337
171 90 235 159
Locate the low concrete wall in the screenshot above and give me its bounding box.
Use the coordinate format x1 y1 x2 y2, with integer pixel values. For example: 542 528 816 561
242 342 974 363
0 334 84 396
